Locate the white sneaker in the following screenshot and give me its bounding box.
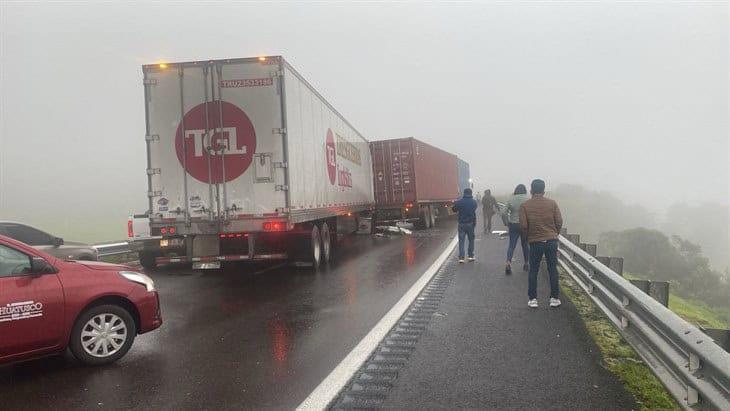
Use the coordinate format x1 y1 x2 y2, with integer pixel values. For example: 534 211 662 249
528 299 538 308
468 257 475 262
458 258 465 264
550 298 562 308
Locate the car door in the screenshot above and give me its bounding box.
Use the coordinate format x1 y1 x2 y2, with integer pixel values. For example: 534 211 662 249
0 243 66 361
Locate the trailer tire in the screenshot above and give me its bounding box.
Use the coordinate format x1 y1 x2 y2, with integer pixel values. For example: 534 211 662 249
139 252 157 270
309 224 322 269
321 222 332 264
418 207 432 229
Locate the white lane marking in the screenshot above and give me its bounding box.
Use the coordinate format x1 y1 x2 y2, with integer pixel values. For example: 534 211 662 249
297 235 458 411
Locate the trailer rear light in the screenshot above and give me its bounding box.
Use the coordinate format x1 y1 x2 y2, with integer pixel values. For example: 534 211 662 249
127 219 134 238
405 203 414 208
169 226 176 235
160 227 167 235
263 221 286 232
219 233 248 238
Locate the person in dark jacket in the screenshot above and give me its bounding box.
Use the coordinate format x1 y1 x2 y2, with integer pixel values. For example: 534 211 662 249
452 188 478 263
481 189 498 233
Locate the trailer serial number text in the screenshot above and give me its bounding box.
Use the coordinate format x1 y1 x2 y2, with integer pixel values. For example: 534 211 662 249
219 78 274 88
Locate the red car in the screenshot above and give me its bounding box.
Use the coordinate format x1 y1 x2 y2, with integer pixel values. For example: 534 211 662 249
0 235 162 366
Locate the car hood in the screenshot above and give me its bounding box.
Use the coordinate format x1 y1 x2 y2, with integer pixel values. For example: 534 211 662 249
66 260 132 271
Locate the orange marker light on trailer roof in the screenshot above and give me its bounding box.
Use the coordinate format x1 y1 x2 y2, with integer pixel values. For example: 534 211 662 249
258 56 266 62
158 63 168 69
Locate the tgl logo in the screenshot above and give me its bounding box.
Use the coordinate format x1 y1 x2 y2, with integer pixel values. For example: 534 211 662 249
184 128 248 157
175 101 256 184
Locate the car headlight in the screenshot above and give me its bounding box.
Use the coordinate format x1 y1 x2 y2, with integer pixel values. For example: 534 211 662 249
120 271 156 292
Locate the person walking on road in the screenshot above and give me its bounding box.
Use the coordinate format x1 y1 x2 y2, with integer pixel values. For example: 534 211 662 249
502 184 530 275
452 188 478 263
481 189 498 233
519 179 563 308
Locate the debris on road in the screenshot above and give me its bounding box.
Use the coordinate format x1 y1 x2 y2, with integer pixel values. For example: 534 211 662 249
375 225 413 236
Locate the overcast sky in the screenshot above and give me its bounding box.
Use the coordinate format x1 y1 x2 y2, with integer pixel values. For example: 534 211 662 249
1 1 728 240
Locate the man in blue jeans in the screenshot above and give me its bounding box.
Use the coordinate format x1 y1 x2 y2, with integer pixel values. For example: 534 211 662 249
452 188 478 263
519 179 563 308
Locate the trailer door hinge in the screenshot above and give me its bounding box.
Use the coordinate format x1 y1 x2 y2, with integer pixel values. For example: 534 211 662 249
143 79 158 86
145 134 160 142
273 162 288 169
272 128 287 135
147 190 163 198
275 185 289 191
276 207 291 213
146 168 161 175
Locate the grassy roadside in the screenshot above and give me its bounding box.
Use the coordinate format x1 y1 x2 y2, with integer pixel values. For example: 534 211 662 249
622 273 730 329
559 270 680 411
99 252 139 265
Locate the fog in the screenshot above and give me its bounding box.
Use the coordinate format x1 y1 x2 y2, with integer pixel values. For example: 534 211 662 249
1 2 728 244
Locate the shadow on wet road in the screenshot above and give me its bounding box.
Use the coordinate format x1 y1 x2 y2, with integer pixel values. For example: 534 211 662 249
0 220 457 410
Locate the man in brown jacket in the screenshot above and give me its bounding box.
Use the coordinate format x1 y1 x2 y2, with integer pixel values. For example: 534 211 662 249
519 179 563 309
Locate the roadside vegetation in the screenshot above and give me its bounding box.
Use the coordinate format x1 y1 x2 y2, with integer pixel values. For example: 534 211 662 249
559 272 680 411
99 252 138 265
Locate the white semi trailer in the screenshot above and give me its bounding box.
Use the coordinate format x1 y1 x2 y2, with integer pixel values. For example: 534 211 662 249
132 56 374 269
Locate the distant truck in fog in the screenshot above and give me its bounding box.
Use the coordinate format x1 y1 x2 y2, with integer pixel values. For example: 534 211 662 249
131 56 374 269
370 138 467 228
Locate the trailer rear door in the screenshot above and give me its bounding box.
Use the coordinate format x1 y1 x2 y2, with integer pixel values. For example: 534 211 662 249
371 139 417 206
143 58 285 222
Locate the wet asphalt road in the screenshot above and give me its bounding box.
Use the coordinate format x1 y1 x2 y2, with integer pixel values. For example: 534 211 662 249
0 220 457 410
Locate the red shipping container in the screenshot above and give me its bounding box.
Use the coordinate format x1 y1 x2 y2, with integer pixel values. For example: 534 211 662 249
371 138 459 206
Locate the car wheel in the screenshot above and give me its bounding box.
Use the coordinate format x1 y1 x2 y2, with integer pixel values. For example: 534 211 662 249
69 304 137 365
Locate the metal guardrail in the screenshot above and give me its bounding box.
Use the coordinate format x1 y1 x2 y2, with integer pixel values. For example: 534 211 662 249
558 234 730 410
93 241 133 257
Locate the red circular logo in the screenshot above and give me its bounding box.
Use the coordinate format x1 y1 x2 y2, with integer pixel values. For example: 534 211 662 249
175 101 256 183
325 129 337 185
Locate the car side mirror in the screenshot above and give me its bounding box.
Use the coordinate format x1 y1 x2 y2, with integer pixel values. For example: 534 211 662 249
31 257 56 274
52 237 64 247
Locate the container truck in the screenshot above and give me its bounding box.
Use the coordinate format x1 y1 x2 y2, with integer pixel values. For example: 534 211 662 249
132 56 374 269
457 158 471 194
370 137 460 228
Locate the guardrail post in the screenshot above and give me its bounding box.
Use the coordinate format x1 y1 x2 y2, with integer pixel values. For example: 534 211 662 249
700 327 730 352
560 227 568 236
629 279 669 307
582 243 597 257
566 234 580 245
608 257 624 276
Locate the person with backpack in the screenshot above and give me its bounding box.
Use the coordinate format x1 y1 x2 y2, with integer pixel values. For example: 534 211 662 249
452 188 478 263
502 184 530 275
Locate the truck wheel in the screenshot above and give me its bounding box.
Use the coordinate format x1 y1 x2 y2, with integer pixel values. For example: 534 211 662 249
139 252 157 269
419 207 432 229
69 304 137 366
429 206 437 227
321 222 332 264
310 224 322 269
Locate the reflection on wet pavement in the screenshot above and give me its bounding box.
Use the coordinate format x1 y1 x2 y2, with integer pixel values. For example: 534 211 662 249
0 219 457 410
